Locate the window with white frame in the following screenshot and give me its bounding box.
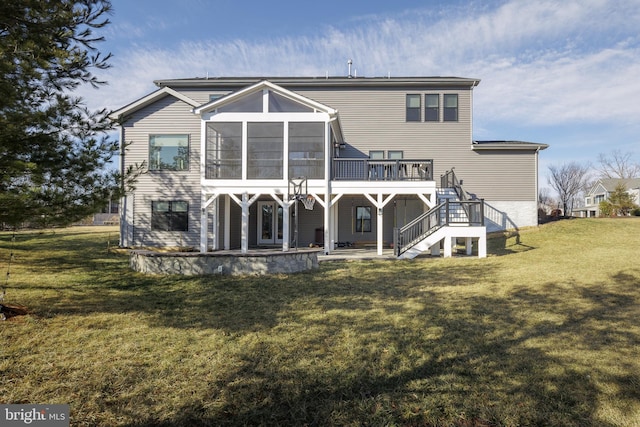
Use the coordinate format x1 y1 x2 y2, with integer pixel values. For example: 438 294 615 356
149 134 189 171
288 122 325 179
247 122 283 179
205 123 242 179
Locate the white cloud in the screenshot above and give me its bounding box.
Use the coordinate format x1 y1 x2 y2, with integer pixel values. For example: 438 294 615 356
78 0 640 133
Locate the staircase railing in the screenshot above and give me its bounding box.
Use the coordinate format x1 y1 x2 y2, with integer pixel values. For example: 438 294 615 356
441 168 467 201
394 169 483 257
394 202 445 257
393 199 484 256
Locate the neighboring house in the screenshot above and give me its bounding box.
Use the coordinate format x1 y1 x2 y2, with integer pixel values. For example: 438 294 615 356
579 178 640 217
110 76 547 258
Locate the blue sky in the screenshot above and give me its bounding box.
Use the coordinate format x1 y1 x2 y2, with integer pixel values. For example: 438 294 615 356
83 0 640 191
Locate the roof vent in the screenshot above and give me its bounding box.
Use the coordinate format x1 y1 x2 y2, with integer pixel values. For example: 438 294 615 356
347 59 353 78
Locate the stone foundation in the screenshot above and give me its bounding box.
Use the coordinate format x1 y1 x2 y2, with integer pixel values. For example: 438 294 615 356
130 249 320 275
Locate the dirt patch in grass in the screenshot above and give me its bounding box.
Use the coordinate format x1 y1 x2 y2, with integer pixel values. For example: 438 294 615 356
0 303 29 321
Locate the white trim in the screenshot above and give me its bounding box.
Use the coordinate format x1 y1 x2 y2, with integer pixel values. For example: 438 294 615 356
257 201 284 246
110 87 199 121
193 80 338 115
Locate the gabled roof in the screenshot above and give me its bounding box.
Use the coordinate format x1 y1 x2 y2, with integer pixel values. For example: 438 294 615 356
109 87 200 122
193 80 345 143
587 181 608 197
193 80 338 115
590 178 640 194
155 76 481 89
472 140 549 151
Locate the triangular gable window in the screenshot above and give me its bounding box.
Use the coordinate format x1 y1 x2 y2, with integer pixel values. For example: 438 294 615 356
218 91 263 113
268 91 313 113
215 89 316 113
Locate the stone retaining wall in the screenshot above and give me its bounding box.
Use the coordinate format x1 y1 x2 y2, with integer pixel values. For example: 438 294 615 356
130 249 320 275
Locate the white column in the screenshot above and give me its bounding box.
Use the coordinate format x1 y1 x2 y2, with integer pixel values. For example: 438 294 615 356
200 194 208 253
224 195 231 250
331 201 338 251
377 194 384 256
478 234 487 258
282 202 290 252
241 193 249 254
323 196 331 255
325 194 342 254
444 235 452 258
364 193 395 256
465 237 473 255
212 198 219 250
431 242 441 257
324 120 332 255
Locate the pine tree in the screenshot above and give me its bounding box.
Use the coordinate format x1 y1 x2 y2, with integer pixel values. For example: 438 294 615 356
608 183 637 216
0 0 139 227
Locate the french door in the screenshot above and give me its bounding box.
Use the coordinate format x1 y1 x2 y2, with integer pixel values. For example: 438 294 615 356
257 201 283 245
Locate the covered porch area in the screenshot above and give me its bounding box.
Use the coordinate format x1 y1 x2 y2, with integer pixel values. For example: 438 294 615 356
199 180 439 257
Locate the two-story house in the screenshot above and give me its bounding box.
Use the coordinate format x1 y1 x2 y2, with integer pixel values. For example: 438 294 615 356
580 178 640 217
110 76 547 258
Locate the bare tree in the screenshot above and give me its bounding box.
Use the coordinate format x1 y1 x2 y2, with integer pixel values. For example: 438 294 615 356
547 162 592 216
538 187 555 212
597 149 640 179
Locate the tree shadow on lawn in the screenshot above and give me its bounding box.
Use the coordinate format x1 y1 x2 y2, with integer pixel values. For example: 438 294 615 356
487 229 536 256
25 259 504 331
110 270 638 426
6 231 640 425
115 272 640 426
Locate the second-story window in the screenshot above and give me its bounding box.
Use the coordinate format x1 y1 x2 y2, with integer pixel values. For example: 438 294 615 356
425 94 439 122
149 134 189 171
443 94 458 122
406 94 421 122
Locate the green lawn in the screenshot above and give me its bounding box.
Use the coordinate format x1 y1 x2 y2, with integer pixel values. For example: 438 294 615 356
1 219 639 426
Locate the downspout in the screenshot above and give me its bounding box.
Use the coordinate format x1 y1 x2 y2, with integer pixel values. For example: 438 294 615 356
118 123 128 247
470 81 477 147
535 146 541 220
325 118 335 255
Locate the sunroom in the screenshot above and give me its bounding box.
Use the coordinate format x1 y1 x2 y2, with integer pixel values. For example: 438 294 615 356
194 81 344 254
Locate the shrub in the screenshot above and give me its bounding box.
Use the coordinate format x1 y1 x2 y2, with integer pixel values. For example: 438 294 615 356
599 200 613 217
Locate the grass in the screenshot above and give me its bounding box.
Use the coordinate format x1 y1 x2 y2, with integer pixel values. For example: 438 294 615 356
1 219 639 426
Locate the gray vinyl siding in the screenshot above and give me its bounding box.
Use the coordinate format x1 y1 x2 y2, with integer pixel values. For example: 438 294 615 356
122 95 202 248
168 84 536 202
335 196 423 246
294 88 472 169
176 88 232 105
457 151 538 201
292 87 534 202
293 204 324 246
166 85 472 167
